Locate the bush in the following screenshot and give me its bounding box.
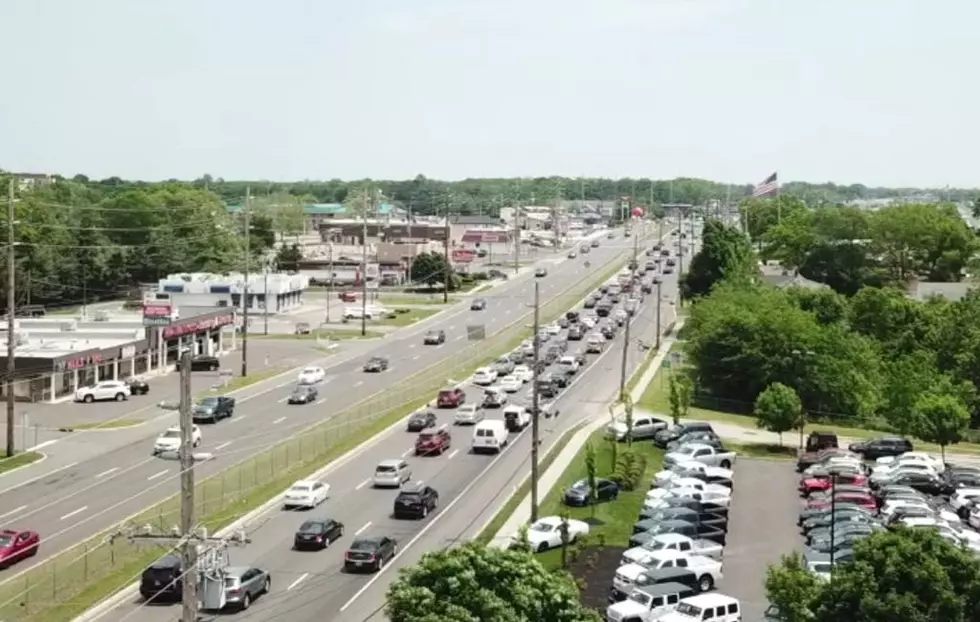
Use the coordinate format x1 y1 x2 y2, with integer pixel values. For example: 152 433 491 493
470 272 489 281
609 451 647 491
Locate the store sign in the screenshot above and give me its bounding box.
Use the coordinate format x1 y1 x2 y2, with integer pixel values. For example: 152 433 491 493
55 352 105 372
452 249 476 263
120 345 137 360
162 313 234 340
143 302 174 327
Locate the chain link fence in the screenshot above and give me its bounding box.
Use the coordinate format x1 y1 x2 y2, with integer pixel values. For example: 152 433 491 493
0 245 639 621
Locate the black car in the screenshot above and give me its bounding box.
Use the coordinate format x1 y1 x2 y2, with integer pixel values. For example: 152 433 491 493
178 355 220 372
124 377 150 395
632 513 727 536
191 396 236 423
550 372 570 388
363 356 389 372
641 283 653 294
654 497 729 519
848 436 913 460
139 554 183 601
665 258 676 267
343 536 397 573
393 482 439 519
628 519 726 548
567 326 585 340
890 472 945 495
407 411 437 432
942 471 980 495
470 298 487 311
566 311 580 323
288 385 318 405
423 330 446 345
653 422 716 448
663 267 674 274
595 304 612 317
600 325 615 340
488 269 508 280
293 518 344 550
562 478 619 506
537 377 559 398
665 431 721 451
636 506 728 530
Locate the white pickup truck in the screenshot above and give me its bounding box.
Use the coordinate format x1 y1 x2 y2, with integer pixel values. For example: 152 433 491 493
614 550 724 594
652 461 735 489
621 533 724 567
663 443 736 469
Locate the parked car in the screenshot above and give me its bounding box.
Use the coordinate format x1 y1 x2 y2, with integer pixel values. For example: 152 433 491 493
849 436 914 460
192 396 236 422
606 414 669 442
654 422 715 449
562 478 620 506
621 533 724 567
663 444 736 469
293 518 344 550
609 568 700 603
74 380 131 403
628 519 727 548
522 516 590 552
177 355 220 372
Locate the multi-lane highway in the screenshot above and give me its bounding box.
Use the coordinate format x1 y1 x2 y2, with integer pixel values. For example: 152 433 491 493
93 229 684 622
0 229 643 594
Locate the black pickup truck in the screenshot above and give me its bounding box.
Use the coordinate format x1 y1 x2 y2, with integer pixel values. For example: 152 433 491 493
191 396 236 423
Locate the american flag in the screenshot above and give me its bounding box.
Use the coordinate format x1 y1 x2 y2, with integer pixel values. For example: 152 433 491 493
753 172 778 197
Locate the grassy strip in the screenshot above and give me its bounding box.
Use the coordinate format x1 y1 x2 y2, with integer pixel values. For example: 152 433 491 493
377 295 459 305
376 308 440 327
0 247 638 621
69 420 143 430
196 367 285 398
473 422 587 545
0 451 43 474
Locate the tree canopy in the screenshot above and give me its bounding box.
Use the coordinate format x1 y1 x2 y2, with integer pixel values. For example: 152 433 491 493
680 219 756 300
385 542 601 622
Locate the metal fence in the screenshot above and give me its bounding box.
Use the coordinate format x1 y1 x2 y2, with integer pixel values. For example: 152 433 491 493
0 245 638 621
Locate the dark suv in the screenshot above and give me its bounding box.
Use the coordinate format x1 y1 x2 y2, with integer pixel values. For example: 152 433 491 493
849 436 913 460
139 554 183 601
424 330 446 345
415 425 451 456
653 421 715 448
394 482 439 519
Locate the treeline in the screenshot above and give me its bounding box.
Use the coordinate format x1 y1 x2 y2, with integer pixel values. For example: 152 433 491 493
740 196 978 290
680 215 980 447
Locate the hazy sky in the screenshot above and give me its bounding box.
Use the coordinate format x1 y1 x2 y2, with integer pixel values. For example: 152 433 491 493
1 0 976 187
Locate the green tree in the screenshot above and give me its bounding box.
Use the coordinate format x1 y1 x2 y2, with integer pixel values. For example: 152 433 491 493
870 202 976 282
667 373 692 426
764 552 820 622
386 543 601 622
761 210 816 270
584 442 598 519
410 251 454 288
252 192 307 234
753 382 803 445
680 219 756 300
622 394 634 447
913 392 970 461
738 195 809 241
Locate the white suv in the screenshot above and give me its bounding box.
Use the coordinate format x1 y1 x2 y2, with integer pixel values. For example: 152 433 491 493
74 381 131 403
153 425 202 455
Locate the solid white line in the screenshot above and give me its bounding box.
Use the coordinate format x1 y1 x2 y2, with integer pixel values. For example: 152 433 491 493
60 506 88 521
229 416 247 423
147 469 169 481
273 416 287 424
215 441 232 451
0 505 26 520
355 478 371 490
455 336 463 341
0 460 77 493
95 467 119 479
446 449 459 460
287 573 309 591
354 521 372 536
28 439 58 451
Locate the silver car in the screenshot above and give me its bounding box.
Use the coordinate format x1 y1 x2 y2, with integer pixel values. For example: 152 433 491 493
453 403 484 425
219 566 270 610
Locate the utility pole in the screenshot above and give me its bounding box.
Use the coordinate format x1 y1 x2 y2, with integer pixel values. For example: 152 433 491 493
443 196 451 304
240 187 251 378
655 280 663 350
178 350 198 622
406 203 414 284
6 180 16 458
676 208 684 275
325 242 333 324
262 267 269 335
619 233 639 401
529 281 541 523
512 206 521 275
360 190 369 337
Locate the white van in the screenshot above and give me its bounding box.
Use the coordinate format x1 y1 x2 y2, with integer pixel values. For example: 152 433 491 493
658 593 741 622
472 420 509 454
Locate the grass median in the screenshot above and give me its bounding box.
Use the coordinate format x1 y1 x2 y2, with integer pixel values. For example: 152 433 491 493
0 451 43 474
0 248 637 622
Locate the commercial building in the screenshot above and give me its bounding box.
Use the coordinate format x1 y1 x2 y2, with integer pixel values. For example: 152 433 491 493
0 306 235 403
226 202 406 233
154 272 309 313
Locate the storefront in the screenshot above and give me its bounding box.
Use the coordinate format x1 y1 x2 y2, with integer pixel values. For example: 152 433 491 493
150 309 236 369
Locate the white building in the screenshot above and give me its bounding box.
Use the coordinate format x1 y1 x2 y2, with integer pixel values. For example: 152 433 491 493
155 272 309 313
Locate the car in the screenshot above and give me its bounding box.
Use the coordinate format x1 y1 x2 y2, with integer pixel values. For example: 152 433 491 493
797 447 853 473
499 375 522 393
522 516 590 552
470 298 487 311
406 410 436 432
799 471 869 496
123 377 150 395
592 239 600 247
567 251 577 259
287 385 318 405
0 529 39 568
583 298 597 309
373 459 412 487
416 425 452 456
663 443 736 469
297 366 326 384
424 330 446 345
472 367 497 385
283 480 331 509
558 356 580 375
849 436 913 460
153 425 201 455
192 395 236 422
294 321 312 335
437 387 466 408
293 518 344 550
453 403 484 425
562 478 619 506
177 354 221 372
513 364 533 383
493 356 516 376
219 566 270 610
363 356 389 372
806 492 877 512
394 482 440 519
535 267 548 277
606 414 668 442
344 536 397 573
74 380 131 403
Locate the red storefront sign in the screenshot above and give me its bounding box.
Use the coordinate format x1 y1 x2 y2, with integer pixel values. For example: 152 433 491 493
451 249 476 263
142 303 172 317
162 314 235 339
57 352 105 372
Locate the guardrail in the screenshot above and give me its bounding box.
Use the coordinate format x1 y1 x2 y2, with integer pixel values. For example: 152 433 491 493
0 240 645 621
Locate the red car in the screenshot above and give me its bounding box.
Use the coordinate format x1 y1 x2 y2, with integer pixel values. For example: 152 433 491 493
339 291 357 302
804 493 876 512
437 388 465 408
0 529 40 568
799 472 869 497
415 425 451 456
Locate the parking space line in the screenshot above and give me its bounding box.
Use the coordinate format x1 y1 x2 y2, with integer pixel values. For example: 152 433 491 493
95 467 119 479
277 397 288 403
408 344 416 349
60 506 88 521
273 416 287 425
354 521 372 536
355 478 371 490
147 469 169 481
412 355 420 360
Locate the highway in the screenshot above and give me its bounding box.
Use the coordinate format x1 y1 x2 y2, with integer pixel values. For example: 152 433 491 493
94 231 684 622
0 229 642 588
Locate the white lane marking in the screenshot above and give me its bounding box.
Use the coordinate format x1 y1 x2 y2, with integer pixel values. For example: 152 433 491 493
401 448 413 457
287 573 309 591
273 416 287 425
454 336 463 341
95 467 119 479
28 439 58 451
412 355 420 360
355 478 371 490
277 397 288 403
147 469 169 481
315 399 326 405
354 381 364 387
354 521 372 536
228 416 247 423
408 344 416 349
60 506 88 521
0 505 26 520
446 449 459 460
215 441 232 451
448 325 455 330
0 460 78 494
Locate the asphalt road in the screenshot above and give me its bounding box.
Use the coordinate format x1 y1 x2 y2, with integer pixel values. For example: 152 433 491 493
96 238 683 621
0 229 647 590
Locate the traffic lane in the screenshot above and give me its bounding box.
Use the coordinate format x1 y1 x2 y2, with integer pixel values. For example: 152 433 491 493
718 459 800 620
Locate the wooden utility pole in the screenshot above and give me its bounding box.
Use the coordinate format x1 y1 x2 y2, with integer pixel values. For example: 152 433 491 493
619 232 639 401
443 195 452 303
6 180 16 458
178 350 198 621
529 281 541 523
360 190 369 336
240 187 251 377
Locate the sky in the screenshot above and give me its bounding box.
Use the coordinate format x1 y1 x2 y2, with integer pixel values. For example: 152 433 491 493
1 0 977 187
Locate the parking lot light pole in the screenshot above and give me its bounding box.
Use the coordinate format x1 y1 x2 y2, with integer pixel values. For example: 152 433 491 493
791 348 816 449
829 473 837 578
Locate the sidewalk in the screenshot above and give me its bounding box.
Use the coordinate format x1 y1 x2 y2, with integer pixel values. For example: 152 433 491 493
488 318 686 548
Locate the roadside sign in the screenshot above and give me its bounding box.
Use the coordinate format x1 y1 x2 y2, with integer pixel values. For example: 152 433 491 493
661 360 671 369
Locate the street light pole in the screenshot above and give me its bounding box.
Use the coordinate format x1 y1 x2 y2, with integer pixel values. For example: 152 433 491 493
240 187 251 378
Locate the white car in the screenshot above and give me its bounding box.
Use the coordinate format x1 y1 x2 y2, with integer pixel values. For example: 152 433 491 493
970 505 980 530
298 367 326 384
870 463 937 484
500 376 522 393
153 425 201 455
283 480 330 509
581 317 596 329
513 365 533 383
872 459 938 478
558 356 580 374
881 499 932 517
546 323 562 336
644 488 731 510
614 309 628 321
454 403 484 425
875 452 943 471
648 478 731 497
472 367 498 385
74 380 131 403
522 516 590 552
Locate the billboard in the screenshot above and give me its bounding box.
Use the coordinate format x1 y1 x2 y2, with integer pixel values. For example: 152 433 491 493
452 249 477 263
142 302 174 327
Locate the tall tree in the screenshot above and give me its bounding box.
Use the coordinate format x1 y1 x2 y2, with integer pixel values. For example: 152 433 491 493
913 392 970 461
680 219 755 300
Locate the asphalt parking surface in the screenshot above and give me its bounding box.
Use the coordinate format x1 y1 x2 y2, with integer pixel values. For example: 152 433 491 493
718 459 800 619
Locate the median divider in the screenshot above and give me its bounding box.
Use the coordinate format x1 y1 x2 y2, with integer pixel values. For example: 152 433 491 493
0 241 646 622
